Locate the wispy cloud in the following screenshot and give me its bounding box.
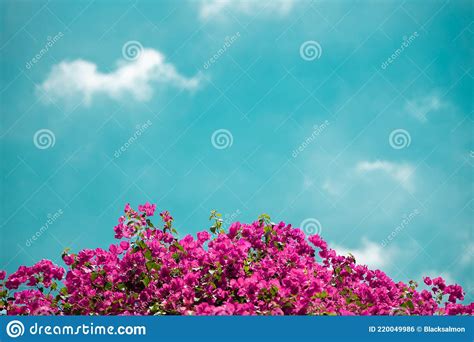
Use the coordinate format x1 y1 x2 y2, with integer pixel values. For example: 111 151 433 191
38 48 202 106
332 237 397 269
199 0 295 20
405 94 443 123
356 160 415 192
321 160 416 199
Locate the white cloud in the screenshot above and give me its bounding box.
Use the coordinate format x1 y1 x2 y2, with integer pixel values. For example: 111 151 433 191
199 0 295 20
332 237 396 269
38 48 202 106
356 160 415 192
405 95 442 123
322 160 416 199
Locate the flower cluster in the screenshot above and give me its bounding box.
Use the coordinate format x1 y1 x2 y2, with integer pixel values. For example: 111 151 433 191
1 203 472 315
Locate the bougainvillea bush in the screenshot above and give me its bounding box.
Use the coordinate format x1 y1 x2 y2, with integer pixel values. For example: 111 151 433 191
1 203 473 316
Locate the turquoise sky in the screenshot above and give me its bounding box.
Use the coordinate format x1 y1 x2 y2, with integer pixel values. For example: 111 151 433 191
1 0 473 300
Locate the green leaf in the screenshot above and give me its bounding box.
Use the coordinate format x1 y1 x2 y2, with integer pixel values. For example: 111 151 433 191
258 213 271 225
139 240 148 249
144 249 152 260
142 276 150 287
401 300 414 310
315 291 328 299
172 252 180 262
273 241 285 250
174 241 185 252
146 261 161 271
243 264 250 274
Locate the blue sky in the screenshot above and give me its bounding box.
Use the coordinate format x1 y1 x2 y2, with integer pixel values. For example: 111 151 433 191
1 0 473 299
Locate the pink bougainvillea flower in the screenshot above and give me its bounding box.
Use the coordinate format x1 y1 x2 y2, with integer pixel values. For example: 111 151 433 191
160 210 173 223
120 241 130 251
0 203 472 316
138 202 156 216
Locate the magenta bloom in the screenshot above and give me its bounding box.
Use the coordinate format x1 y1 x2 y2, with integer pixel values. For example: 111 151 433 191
120 241 130 250
160 210 173 223
138 202 156 216
0 203 472 316
433 277 446 291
